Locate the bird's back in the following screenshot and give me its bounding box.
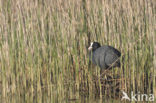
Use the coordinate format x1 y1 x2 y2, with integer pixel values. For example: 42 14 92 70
90 45 121 69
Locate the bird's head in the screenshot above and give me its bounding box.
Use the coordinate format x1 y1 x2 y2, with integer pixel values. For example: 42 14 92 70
88 42 101 51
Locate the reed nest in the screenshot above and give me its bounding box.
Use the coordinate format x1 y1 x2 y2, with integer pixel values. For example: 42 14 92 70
79 68 126 98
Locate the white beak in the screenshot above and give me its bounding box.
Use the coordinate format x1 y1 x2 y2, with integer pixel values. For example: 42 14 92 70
88 46 92 50
88 42 93 51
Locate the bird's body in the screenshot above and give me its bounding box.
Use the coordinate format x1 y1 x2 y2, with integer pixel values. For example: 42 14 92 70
88 42 121 69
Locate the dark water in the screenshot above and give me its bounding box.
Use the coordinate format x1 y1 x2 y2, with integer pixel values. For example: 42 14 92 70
1 91 126 103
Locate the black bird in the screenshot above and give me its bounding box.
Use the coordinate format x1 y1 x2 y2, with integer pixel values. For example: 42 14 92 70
88 42 121 69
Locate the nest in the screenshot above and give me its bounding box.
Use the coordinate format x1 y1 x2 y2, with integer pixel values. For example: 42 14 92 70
92 69 126 98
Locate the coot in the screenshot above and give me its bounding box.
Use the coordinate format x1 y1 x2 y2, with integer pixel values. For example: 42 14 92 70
88 42 121 69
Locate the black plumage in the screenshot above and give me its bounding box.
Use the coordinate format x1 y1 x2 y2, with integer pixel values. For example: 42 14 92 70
88 42 121 69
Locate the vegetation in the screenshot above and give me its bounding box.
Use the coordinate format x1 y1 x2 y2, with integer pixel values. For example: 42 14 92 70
0 0 155 102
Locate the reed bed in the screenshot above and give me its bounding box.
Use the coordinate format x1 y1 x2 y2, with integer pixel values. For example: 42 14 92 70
0 0 155 102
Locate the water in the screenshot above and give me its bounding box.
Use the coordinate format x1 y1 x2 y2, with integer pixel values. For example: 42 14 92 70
1 91 124 103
